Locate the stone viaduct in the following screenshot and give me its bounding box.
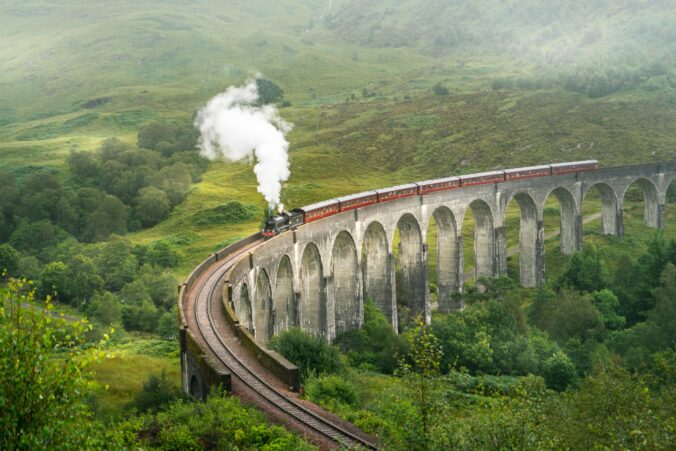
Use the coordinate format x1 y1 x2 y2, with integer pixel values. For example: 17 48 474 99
225 163 675 342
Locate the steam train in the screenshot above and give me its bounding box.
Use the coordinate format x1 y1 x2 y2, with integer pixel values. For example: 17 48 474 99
262 160 598 237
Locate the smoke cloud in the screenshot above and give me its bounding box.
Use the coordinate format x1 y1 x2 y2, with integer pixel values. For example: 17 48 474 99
195 80 292 209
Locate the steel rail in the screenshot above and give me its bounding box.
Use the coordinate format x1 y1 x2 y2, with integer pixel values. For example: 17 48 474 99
190 239 377 450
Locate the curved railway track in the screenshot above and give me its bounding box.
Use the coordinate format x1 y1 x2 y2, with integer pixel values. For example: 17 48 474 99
189 238 377 450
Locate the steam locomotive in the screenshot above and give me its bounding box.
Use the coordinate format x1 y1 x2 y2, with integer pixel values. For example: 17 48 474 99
262 160 598 238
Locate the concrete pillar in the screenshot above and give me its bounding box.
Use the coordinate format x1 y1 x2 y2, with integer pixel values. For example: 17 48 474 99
494 225 508 278
456 235 464 294
535 219 545 286
657 203 666 229
388 252 398 332
574 214 584 251
357 264 365 328
422 244 431 325
436 235 462 312
324 275 335 341
615 199 624 237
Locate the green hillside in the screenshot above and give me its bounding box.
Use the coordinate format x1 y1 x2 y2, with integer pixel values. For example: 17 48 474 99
1 0 674 276
1 2 675 449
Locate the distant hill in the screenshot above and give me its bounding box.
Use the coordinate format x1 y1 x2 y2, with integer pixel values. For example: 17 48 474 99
0 0 673 202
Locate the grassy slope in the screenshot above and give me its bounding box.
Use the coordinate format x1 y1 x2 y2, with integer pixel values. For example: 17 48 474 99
0 0 674 278
0 1 673 427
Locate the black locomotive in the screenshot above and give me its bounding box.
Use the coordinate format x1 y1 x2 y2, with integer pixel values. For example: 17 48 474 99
262 209 304 238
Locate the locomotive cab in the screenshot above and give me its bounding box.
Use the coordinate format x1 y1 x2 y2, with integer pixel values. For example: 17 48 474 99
262 209 305 238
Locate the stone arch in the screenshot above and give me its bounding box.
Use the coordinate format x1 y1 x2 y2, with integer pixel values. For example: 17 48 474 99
361 221 393 324
667 177 676 226
332 231 360 335
583 183 620 236
238 283 253 334
468 199 495 282
622 178 660 228
505 192 541 287
254 269 273 343
394 213 426 328
274 255 296 333
427 206 460 311
300 242 326 336
543 186 580 255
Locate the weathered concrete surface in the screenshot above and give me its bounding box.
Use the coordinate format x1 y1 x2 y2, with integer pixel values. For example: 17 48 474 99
224 162 674 342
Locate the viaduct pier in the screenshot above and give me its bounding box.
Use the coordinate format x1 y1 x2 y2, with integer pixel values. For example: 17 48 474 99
179 162 674 448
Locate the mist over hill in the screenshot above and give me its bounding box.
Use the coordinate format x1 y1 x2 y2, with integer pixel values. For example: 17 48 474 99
0 0 673 182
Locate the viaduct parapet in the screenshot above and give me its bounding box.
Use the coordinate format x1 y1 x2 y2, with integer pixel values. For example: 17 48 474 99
223 162 675 343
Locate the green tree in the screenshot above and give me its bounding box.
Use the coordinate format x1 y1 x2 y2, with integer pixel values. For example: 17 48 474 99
66 255 104 306
256 78 285 104
122 300 159 332
143 241 180 268
83 195 128 242
9 219 62 255
334 299 406 373
557 243 609 292
140 265 177 310
589 289 625 330
156 306 179 339
98 137 132 161
0 278 117 449
397 316 443 450
67 150 99 179
137 121 176 151
37 261 70 303
643 263 676 350
88 291 122 326
146 162 192 206
542 351 578 391
536 289 604 344
92 237 138 291
0 244 20 277
134 187 170 227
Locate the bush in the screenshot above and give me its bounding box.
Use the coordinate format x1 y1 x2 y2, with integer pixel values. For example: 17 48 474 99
156 307 179 340
305 374 358 408
0 244 20 277
127 370 184 413
134 187 170 227
123 388 314 450
268 328 344 380
543 352 578 391
256 78 285 104
0 279 119 449
334 300 406 374
432 82 449 96
193 201 259 226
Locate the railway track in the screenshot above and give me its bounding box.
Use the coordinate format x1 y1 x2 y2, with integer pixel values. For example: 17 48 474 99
190 239 377 450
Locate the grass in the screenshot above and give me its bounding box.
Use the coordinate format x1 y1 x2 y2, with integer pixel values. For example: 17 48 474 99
90 339 180 420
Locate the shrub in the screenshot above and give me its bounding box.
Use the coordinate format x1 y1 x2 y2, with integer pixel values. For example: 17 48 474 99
305 374 358 408
193 201 259 226
124 388 314 450
0 279 119 449
268 328 344 380
543 352 578 391
0 244 20 277
433 83 449 95
334 300 406 373
127 370 184 413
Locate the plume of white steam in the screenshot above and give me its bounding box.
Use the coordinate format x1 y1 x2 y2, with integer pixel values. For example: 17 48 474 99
195 80 292 209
